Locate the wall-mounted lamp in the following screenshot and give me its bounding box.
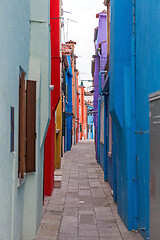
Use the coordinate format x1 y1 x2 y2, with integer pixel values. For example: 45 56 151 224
49 85 54 91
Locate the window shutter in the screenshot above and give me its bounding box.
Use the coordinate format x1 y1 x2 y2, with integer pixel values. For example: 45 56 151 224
18 72 26 178
26 80 36 172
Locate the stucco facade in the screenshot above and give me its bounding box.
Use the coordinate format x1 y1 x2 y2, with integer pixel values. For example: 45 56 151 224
0 0 50 239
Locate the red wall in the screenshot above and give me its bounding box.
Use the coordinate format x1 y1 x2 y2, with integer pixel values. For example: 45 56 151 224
44 114 55 196
44 0 60 197
50 0 60 111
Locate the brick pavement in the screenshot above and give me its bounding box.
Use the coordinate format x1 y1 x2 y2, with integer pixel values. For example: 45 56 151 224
35 140 143 240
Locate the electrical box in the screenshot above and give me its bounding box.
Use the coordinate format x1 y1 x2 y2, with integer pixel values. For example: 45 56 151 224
149 91 160 240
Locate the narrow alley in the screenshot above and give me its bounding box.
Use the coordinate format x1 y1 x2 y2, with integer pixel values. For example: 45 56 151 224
36 140 143 240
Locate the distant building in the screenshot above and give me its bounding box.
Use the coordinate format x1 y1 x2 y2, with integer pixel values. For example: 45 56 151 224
61 46 73 152
65 40 78 146
87 104 94 139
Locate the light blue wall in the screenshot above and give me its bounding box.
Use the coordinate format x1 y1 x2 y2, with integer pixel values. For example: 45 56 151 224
87 106 94 139
0 0 50 239
0 1 30 239
23 0 51 238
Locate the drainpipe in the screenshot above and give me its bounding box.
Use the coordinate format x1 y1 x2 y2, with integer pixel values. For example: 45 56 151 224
131 0 138 230
104 95 108 181
97 97 101 164
99 71 107 95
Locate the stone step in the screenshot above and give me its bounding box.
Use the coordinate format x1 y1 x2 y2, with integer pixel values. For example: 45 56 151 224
54 172 62 188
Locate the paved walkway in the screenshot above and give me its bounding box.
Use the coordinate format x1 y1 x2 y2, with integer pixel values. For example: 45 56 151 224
36 140 143 240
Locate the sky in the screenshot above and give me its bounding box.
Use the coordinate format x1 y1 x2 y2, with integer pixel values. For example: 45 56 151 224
62 0 105 91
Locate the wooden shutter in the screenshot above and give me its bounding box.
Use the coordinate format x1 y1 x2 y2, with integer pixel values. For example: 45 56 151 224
26 80 36 172
18 72 26 178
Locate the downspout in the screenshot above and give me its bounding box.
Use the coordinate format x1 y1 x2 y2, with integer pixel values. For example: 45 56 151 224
104 95 108 181
97 97 101 164
131 0 138 230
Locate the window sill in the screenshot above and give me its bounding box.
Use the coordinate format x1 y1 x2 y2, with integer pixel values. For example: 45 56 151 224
17 173 26 187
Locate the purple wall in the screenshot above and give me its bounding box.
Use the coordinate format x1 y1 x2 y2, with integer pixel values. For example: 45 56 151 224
93 55 100 117
93 11 107 157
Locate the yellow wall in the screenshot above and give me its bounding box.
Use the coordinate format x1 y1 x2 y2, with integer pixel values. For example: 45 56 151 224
55 97 62 169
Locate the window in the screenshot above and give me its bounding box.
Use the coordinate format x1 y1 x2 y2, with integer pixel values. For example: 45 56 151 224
80 124 82 133
18 71 36 181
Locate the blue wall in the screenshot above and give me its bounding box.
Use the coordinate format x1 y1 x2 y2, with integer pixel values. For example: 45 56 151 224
65 55 72 152
87 106 94 139
110 0 137 231
109 0 160 238
135 1 160 238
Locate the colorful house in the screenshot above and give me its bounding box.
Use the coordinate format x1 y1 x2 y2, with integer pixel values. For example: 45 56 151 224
0 0 51 239
61 41 80 151
79 83 85 140
65 40 77 146
101 0 160 238
55 97 62 169
76 71 80 143
44 0 61 196
93 10 107 166
87 104 94 139
62 47 73 152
